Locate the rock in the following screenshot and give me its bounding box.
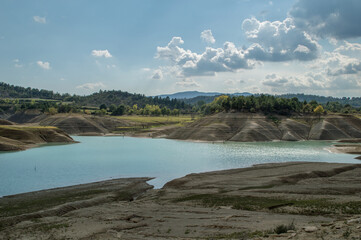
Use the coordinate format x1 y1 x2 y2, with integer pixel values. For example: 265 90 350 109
347 218 361 224
303 226 318 232
288 232 297 238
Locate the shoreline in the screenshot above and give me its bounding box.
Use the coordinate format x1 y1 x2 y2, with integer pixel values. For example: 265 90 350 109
1 161 361 239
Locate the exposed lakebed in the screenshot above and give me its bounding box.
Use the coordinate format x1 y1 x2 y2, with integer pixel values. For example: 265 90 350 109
0 136 359 197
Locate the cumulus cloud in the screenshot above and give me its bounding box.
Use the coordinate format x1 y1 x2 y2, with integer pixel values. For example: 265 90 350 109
91 49 112 58
37 61 50 70
242 17 319 61
335 41 361 53
76 82 105 90
263 74 288 87
200 29 216 44
290 0 361 39
175 79 200 88
328 61 361 76
156 37 254 77
33 16 46 24
262 73 327 93
152 69 163 80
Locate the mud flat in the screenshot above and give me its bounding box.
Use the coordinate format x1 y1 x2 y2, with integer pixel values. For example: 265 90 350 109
1 162 361 239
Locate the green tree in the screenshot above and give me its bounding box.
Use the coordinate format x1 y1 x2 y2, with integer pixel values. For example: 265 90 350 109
99 104 107 110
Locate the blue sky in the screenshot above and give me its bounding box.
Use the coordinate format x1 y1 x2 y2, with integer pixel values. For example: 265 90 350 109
1 0 361 97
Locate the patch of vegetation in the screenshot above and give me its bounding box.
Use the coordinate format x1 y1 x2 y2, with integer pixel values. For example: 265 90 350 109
238 185 275 191
174 194 293 211
0 125 57 130
113 191 134 201
32 223 69 232
116 115 195 125
0 189 106 217
273 222 296 234
267 115 281 125
174 194 361 215
207 230 264 239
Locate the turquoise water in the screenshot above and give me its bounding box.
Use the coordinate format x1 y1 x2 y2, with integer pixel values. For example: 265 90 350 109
0 136 359 197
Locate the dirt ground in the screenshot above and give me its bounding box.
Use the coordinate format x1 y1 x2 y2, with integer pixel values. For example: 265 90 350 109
1 162 361 239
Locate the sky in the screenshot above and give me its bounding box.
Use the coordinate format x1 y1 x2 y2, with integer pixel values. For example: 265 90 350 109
1 0 361 97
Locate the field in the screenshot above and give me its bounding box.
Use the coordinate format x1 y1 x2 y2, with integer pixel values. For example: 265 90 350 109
114 115 198 133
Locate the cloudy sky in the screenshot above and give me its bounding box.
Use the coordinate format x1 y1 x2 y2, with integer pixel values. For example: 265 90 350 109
1 0 361 97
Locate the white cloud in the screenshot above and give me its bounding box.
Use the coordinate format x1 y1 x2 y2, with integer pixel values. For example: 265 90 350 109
106 64 116 69
76 82 105 90
176 79 200 88
141 68 151 72
33 16 46 24
262 73 326 93
152 69 163 80
263 74 288 87
200 29 216 44
290 0 361 39
91 49 112 58
328 61 361 76
37 61 50 70
242 17 320 61
13 59 23 68
335 41 361 53
156 37 254 77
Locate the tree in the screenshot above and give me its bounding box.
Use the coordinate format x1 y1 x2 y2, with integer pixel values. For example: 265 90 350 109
313 105 324 119
109 104 117 113
111 105 125 116
48 107 57 115
99 104 107 110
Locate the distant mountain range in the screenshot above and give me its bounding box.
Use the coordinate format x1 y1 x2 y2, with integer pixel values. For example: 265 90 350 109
158 91 252 99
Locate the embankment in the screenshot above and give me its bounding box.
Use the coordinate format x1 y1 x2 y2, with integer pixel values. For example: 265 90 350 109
165 112 361 142
1 162 360 239
0 125 76 151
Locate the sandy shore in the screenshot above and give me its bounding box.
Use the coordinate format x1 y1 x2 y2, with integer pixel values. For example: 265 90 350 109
1 162 361 240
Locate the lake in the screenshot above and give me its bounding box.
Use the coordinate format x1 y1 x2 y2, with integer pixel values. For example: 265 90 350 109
0 136 359 197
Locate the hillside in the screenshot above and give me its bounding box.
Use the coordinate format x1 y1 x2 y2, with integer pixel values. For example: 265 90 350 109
158 91 252 100
0 82 189 110
164 112 361 142
0 124 75 151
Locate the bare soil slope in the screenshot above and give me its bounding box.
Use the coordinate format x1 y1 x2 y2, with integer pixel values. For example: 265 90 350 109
29 113 132 135
166 113 361 142
0 125 75 151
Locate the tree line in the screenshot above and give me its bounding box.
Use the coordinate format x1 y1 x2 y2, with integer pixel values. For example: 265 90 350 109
197 95 360 115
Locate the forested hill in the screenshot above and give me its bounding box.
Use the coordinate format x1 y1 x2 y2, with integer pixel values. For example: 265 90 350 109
71 90 187 109
183 93 361 108
0 82 65 100
279 94 361 108
0 82 188 109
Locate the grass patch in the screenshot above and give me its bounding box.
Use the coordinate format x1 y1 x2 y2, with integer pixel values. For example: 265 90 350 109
0 125 57 131
207 230 263 239
0 189 106 218
174 194 361 215
115 115 197 125
32 223 69 232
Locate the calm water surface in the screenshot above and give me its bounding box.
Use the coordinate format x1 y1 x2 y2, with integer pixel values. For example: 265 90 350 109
0 136 359 196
